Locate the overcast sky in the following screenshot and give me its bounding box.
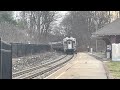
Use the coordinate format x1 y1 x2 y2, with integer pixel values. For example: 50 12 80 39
13 11 68 20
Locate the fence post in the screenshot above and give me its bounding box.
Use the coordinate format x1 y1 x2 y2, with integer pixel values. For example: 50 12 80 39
0 38 1 79
0 38 12 79
16 43 18 57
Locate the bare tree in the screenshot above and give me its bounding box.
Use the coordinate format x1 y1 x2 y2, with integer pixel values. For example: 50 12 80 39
18 11 57 44
61 11 113 52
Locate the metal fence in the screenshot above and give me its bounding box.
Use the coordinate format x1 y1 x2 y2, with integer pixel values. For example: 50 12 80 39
0 40 51 79
0 38 12 79
11 43 51 58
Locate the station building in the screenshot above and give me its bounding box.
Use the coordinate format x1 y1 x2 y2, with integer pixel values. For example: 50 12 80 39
92 18 120 60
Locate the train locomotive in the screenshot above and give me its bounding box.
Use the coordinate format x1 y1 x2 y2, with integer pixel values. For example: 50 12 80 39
63 36 76 54
49 36 76 54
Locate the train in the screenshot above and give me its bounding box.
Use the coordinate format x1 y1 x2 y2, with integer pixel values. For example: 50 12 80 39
49 36 76 54
63 36 76 54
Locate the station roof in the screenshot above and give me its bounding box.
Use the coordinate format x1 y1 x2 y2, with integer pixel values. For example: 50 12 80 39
92 18 120 37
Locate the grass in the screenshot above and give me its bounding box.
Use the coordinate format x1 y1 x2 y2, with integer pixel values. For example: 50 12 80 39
106 61 120 78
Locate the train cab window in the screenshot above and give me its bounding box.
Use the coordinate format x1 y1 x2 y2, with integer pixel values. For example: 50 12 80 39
73 41 75 43
68 41 71 44
64 42 67 44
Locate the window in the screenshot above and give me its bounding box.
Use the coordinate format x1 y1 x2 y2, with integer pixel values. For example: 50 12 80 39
68 41 71 44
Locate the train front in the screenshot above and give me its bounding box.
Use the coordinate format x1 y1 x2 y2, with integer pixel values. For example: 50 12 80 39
63 37 76 54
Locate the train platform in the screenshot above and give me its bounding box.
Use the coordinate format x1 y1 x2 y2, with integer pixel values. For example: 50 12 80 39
45 53 107 79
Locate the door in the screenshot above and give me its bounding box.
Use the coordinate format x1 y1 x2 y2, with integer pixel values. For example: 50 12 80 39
67 41 72 49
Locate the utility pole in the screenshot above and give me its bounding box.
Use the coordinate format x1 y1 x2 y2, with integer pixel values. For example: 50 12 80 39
95 23 98 52
94 18 98 52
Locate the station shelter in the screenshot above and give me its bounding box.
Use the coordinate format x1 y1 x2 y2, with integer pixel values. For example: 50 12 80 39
92 18 120 61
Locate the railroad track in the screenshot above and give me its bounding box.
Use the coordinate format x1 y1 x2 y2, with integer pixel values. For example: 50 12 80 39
12 54 74 79
12 52 61 73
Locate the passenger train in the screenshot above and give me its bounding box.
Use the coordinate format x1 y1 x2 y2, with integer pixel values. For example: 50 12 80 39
50 36 76 54
63 36 76 54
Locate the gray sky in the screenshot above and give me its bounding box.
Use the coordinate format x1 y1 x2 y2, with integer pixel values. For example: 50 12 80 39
13 11 68 20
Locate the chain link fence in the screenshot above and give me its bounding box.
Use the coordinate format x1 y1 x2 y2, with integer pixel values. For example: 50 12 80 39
11 43 51 58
